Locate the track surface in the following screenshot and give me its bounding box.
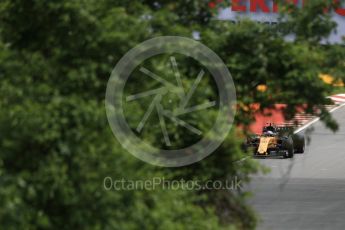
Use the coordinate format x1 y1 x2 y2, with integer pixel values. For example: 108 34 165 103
248 105 345 230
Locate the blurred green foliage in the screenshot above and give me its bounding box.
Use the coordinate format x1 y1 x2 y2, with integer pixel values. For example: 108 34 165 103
0 0 344 229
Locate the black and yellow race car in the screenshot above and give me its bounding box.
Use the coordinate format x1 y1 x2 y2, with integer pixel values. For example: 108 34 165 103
246 124 305 158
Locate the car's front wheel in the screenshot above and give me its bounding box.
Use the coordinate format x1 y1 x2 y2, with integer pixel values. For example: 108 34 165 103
283 137 294 158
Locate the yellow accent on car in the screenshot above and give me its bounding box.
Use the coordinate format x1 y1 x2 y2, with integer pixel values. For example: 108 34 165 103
258 137 273 155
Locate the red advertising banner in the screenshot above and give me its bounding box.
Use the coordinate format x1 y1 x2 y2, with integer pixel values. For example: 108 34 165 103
211 0 345 43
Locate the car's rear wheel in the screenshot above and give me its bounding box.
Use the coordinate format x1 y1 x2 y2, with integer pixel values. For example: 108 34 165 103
298 138 306 153
297 143 305 154
293 133 305 154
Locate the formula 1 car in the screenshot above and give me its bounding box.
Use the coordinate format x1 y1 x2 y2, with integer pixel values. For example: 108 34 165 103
245 124 305 158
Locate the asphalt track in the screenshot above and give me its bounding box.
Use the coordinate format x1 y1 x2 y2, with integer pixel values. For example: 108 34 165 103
248 104 345 230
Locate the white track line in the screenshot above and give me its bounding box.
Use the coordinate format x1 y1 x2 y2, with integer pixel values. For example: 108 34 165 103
294 102 345 134
329 98 345 103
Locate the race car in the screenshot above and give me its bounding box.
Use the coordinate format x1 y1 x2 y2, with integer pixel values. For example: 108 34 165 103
245 124 305 158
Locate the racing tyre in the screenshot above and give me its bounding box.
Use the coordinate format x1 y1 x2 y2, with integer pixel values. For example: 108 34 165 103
297 143 305 154
293 133 305 154
283 137 294 159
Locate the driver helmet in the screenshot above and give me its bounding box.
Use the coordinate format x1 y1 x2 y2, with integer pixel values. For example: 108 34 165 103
264 130 274 135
